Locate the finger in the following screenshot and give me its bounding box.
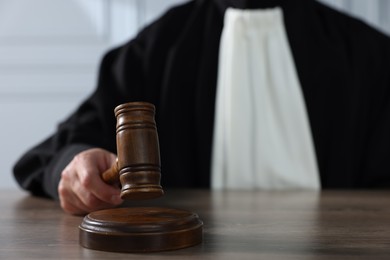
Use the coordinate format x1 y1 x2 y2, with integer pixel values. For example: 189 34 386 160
61 197 88 216
61 176 115 214
58 179 92 215
76 161 122 206
60 163 113 214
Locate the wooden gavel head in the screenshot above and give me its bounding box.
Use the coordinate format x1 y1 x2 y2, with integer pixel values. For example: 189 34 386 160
102 102 164 200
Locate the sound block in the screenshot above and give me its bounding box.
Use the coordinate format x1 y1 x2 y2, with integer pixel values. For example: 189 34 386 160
79 207 203 253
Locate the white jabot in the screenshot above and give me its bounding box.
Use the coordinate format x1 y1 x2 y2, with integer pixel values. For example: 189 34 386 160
211 7 320 190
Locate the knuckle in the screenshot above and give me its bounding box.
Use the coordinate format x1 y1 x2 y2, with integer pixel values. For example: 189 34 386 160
79 174 93 189
60 168 71 180
57 183 66 198
57 180 69 198
73 153 85 164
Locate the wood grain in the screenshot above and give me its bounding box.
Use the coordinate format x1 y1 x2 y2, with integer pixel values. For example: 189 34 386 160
1 189 390 259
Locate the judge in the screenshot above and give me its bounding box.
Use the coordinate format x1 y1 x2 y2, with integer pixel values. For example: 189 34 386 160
13 0 390 215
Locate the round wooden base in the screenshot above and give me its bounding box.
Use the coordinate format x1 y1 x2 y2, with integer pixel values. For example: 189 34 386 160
79 207 203 253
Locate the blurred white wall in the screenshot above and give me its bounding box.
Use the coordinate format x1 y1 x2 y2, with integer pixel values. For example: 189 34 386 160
0 0 188 189
319 0 390 36
0 0 389 190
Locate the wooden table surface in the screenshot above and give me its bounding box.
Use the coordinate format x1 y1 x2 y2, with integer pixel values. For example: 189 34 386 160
1 189 389 259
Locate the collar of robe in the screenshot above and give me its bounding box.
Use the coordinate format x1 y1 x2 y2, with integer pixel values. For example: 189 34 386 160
213 0 305 11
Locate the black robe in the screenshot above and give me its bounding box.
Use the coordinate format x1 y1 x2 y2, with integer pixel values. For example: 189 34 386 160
13 0 390 199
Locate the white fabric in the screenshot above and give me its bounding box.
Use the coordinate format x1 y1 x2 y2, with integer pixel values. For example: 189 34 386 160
211 8 320 190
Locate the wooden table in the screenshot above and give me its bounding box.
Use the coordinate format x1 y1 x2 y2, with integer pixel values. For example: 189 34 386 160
1 189 389 259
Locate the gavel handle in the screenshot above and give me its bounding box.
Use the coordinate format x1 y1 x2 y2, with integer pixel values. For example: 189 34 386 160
101 161 120 185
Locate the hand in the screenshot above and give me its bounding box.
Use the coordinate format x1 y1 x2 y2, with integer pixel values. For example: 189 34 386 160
58 148 123 215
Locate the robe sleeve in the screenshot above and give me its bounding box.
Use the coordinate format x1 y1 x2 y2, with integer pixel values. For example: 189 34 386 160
12 40 146 199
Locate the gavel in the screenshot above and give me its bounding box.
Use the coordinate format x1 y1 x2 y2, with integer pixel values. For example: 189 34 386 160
101 102 164 200
79 101 203 253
